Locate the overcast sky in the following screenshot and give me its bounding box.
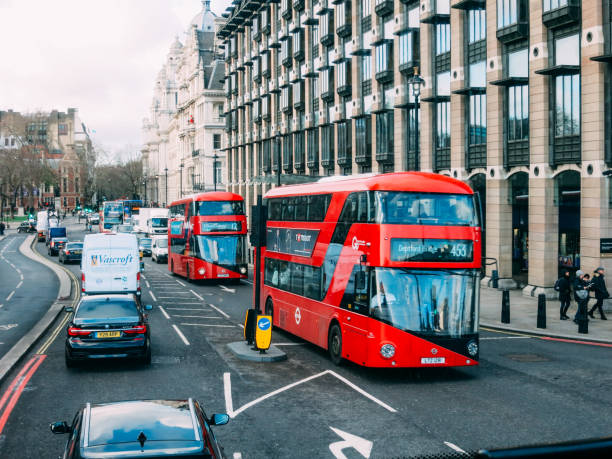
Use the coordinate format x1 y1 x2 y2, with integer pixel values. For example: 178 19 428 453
0 0 231 160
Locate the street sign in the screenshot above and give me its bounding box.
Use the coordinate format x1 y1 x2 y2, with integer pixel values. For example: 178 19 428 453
255 315 272 350
600 238 612 255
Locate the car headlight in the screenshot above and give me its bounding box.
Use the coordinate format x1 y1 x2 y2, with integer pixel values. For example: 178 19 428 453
380 344 395 359
198 268 205 275
239 266 247 274
467 340 479 357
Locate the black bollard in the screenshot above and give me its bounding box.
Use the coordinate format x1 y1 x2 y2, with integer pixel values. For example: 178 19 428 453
501 289 510 323
492 270 499 289
537 294 546 329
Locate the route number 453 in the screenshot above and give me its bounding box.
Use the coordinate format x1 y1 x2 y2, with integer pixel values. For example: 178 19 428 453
450 244 467 258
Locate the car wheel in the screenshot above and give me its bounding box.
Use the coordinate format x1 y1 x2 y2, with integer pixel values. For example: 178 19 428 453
65 351 76 368
328 323 343 366
142 343 152 365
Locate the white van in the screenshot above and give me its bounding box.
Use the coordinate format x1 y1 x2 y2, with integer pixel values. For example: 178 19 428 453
151 235 168 264
81 233 141 296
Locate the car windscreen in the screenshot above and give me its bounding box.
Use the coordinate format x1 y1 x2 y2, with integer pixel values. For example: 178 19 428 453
66 243 83 249
155 239 168 248
88 401 196 446
74 299 139 324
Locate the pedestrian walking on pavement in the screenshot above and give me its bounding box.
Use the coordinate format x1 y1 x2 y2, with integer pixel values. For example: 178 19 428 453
0 221 5 235
555 270 572 320
589 267 609 320
573 270 591 324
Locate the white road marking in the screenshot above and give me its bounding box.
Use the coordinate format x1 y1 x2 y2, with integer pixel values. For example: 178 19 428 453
233 453 242 459
16 269 21 274
480 336 531 340
444 442 467 454
19 274 23 281
242 280 253 285
165 307 207 311
180 323 235 327
158 306 170 320
190 289 204 301
329 427 373 459
237 323 244 329
6 291 15 301
219 285 236 293
328 370 397 413
0 304 3 309
208 303 230 319
156 296 194 299
145 280 151 288
172 325 190 345
224 373 234 415
149 292 157 302
0 324 18 331
16 281 23 289
172 315 221 319
176 280 186 287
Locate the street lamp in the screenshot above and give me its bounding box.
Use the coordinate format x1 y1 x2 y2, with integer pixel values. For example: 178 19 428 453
213 153 219 191
164 167 168 207
275 129 281 187
408 67 425 171
179 162 184 198
142 175 147 206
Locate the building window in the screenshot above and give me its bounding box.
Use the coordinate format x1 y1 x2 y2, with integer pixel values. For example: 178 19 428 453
503 46 529 166
295 131 305 172
307 128 319 171
355 116 372 170
337 119 352 167
321 124 335 172
435 24 450 55
375 110 394 165
543 0 569 12
434 102 451 170
398 31 416 67
312 24 319 58
497 0 519 28
469 94 487 147
468 9 486 43
551 32 581 164
263 139 271 173
362 0 371 17
213 134 221 150
375 42 393 74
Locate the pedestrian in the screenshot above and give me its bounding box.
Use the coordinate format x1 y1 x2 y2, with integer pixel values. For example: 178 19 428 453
573 270 590 324
589 267 609 320
0 221 5 235
555 270 572 320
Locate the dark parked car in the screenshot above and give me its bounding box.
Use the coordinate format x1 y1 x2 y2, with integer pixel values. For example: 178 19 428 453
139 237 152 257
64 294 152 367
48 237 69 256
17 221 36 233
50 399 229 458
59 242 83 264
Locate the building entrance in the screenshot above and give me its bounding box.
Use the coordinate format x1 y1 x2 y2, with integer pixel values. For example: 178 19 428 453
557 171 581 277
510 173 529 286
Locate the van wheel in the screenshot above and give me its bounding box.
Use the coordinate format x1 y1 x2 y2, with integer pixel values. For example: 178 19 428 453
328 324 343 366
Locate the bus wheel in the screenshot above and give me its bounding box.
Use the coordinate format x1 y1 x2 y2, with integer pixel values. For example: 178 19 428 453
170 261 176 276
265 298 274 319
328 324 343 366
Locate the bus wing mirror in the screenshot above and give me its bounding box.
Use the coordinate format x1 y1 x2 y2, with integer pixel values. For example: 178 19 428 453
355 271 366 290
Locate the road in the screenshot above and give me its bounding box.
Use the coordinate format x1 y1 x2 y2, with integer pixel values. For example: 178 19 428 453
0 218 611 458
0 233 58 357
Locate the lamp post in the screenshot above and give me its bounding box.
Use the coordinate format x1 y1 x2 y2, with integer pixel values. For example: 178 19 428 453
179 162 184 198
213 153 219 191
275 129 281 187
408 68 425 171
164 167 168 206
142 175 147 206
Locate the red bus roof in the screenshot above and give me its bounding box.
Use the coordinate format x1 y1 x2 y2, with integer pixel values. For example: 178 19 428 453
264 172 473 198
168 191 244 207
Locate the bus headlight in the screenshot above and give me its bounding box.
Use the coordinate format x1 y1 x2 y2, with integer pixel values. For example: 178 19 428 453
467 340 478 357
240 266 247 274
380 344 395 359
198 268 205 275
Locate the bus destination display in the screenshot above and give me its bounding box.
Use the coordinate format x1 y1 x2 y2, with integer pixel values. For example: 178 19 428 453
391 238 473 262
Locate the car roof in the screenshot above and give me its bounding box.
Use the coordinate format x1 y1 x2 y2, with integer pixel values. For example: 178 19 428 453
85 400 202 448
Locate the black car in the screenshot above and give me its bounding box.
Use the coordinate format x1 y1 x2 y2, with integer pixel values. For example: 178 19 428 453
139 237 153 257
64 294 152 367
59 242 83 264
17 221 36 233
51 399 229 458
48 237 69 256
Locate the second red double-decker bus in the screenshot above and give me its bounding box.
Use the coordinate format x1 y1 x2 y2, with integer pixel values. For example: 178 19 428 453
260 172 482 368
168 192 248 281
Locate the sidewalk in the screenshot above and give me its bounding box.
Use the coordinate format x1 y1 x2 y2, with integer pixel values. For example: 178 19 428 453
480 286 612 344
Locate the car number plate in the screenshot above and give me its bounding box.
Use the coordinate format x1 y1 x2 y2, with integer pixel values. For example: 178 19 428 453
96 331 121 338
421 357 445 364
74 250 81 254
218 273 229 277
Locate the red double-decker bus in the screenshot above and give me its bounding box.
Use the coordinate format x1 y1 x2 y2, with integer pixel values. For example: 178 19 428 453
168 192 248 281
260 172 482 368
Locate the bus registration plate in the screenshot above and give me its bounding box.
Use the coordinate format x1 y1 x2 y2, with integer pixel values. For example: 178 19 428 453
421 357 445 364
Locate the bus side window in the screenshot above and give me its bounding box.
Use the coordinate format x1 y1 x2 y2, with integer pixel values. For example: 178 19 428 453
304 264 322 300
295 196 307 221
291 263 304 296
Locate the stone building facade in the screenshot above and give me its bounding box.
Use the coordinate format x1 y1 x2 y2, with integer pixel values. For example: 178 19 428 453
219 0 612 295
141 1 226 207
0 108 93 213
